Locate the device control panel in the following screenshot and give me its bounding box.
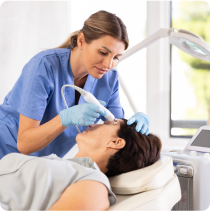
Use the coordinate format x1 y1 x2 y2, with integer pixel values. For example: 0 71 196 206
173 162 194 177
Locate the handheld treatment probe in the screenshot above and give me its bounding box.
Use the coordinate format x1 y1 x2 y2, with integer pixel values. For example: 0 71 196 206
61 85 117 133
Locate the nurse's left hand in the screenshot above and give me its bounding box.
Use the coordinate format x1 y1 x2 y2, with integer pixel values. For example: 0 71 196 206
127 112 150 135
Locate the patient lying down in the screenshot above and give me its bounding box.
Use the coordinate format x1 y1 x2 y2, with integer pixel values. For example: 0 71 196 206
0 119 162 210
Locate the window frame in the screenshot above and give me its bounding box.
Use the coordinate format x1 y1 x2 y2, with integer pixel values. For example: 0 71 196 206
146 1 190 146
169 1 208 138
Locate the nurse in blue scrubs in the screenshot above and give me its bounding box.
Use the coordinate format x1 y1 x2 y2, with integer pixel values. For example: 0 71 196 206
0 10 150 159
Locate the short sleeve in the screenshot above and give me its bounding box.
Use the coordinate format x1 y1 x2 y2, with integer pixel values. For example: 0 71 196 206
76 170 117 206
8 57 54 121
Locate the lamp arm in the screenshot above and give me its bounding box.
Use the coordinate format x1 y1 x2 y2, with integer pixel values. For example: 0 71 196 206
118 73 139 113
117 28 170 64
116 28 170 114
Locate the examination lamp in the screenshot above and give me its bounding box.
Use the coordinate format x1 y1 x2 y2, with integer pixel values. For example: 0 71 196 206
117 28 210 113
119 28 210 63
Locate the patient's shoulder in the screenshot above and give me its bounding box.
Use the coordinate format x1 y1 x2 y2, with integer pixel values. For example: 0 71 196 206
49 180 110 210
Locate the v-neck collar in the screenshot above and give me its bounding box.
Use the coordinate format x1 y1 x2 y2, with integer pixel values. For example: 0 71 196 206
66 49 97 105
78 74 96 104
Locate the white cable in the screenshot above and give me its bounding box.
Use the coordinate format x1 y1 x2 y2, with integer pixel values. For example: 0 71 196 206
61 85 81 133
61 84 116 132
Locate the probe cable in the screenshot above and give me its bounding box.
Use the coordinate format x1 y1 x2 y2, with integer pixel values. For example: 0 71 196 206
61 85 81 133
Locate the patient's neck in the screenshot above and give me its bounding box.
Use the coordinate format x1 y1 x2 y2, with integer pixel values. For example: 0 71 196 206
75 151 109 174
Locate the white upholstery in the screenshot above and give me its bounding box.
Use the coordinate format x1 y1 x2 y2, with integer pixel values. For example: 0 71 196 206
109 155 174 195
108 174 180 210
108 155 181 210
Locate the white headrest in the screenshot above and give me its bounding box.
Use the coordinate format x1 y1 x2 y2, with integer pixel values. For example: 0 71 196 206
109 155 174 195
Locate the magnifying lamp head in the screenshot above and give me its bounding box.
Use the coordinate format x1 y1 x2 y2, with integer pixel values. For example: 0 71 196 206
169 28 210 61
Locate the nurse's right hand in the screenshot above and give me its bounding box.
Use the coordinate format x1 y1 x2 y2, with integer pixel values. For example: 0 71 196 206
59 102 107 127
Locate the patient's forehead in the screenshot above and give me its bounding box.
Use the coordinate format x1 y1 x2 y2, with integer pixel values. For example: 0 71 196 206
104 119 123 125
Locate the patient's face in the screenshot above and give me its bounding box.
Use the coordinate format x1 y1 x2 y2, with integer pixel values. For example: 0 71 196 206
76 119 123 151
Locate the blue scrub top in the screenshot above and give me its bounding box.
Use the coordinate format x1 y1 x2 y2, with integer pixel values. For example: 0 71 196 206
0 48 124 159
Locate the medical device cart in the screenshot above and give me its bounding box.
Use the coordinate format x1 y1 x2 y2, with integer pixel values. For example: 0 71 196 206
162 151 210 210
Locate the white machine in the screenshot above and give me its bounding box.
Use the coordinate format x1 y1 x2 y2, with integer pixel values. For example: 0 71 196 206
185 125 210 153
163 126 210 210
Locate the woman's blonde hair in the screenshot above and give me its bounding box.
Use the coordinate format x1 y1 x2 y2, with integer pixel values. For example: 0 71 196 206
55 10 129 50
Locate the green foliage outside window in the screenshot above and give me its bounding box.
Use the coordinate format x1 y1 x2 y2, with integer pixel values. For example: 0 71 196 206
172 1 210 120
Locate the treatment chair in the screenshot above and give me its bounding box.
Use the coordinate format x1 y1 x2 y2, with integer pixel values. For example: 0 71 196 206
108 155 181 210
65 146 181 210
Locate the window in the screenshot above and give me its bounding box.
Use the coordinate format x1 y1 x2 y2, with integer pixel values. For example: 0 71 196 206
69 0 147 119
170 1 210 137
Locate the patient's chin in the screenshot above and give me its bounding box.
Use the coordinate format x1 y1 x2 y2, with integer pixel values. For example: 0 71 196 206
75 133 81 142
75 132 86 143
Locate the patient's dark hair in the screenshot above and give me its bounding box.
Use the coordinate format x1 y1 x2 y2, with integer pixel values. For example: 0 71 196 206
106 119 162 177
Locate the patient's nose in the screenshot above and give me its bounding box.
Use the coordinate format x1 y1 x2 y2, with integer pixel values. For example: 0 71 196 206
88 124 97 128
91 124 97 128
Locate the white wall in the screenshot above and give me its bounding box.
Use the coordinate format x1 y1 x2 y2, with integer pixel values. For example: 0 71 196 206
0 1 69 103
146 1 189 149
69 0 147 118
